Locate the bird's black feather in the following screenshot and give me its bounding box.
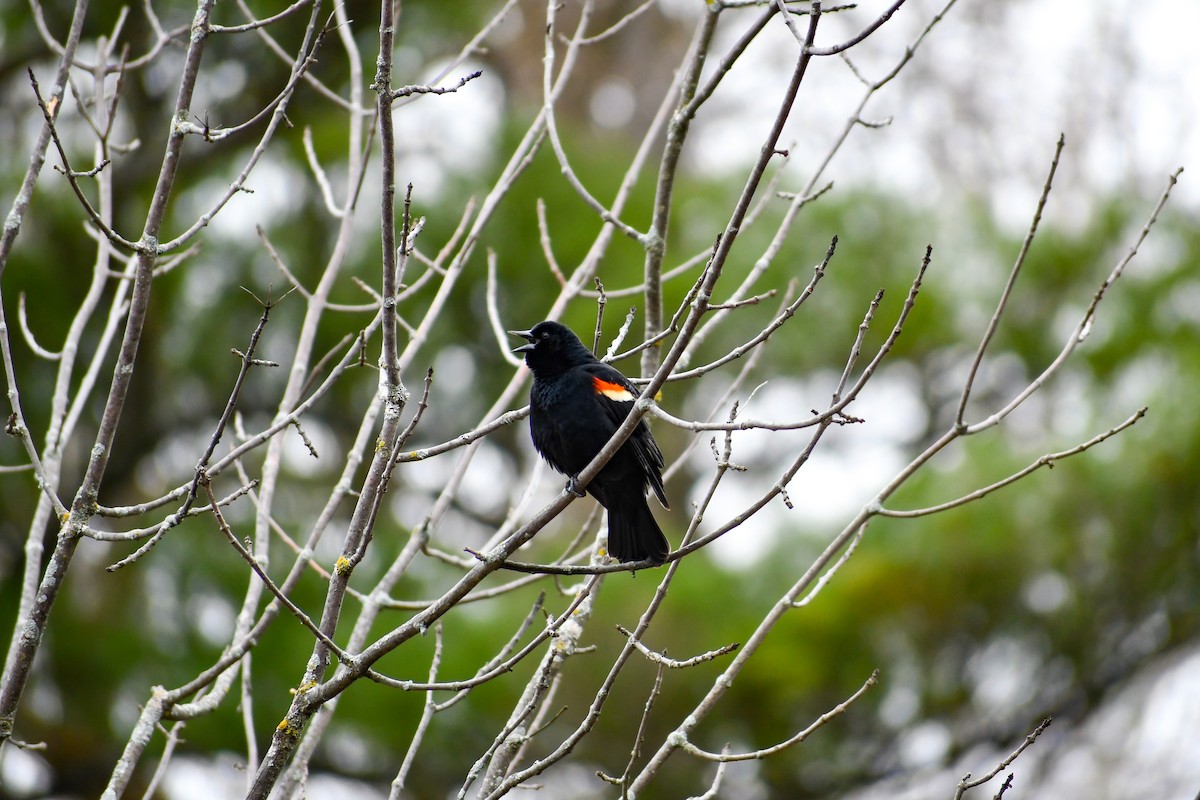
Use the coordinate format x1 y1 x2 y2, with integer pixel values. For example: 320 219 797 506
511 321 669 564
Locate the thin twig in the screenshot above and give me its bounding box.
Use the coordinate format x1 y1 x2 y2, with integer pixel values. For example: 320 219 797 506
957 135 1065 424
616 625 739 668
677 669 878 761
391 70 482 99
953 718 1052 799
107 298 280 570
881 408 1146 518
202 481 353 665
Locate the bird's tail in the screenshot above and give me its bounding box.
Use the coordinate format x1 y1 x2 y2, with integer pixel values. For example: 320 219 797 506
607 498 669 565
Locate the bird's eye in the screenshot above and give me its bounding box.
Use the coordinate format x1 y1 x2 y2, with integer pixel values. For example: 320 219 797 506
540 331 549 339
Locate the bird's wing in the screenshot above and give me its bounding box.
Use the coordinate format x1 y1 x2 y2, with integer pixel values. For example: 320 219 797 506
583 363 669 508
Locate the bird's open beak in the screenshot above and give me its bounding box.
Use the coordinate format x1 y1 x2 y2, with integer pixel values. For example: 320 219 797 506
509 329 536 354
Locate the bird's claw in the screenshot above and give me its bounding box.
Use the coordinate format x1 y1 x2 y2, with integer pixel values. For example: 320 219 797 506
565 476 586 497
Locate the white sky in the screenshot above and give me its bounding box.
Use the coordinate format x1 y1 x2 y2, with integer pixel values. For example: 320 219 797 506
672 0 1197 222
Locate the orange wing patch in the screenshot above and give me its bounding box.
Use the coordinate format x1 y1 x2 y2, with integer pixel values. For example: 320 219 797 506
592 376 634 401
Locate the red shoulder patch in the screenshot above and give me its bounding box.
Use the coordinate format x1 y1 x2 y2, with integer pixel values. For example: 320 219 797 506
592 376 635 401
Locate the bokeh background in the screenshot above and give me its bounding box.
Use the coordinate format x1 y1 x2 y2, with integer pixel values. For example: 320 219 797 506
1 0 1197 797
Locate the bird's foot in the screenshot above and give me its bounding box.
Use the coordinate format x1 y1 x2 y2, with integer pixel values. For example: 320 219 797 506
565 476 586 497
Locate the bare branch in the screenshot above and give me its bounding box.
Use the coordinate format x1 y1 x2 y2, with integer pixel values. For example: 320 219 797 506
805 0 907 56
208 0 313 34
616 625 740 668
3 0 224 753
107 298 280 571
677 669 878 761
964 167 1182 434
953 718 1052 799
541 2 646 243
28 69 139 251
958 135 1065 424
201 480 352 666
389 623 444 798
390 69 483 100
881 408 1146 518
15 293 60 359
597 660 666 791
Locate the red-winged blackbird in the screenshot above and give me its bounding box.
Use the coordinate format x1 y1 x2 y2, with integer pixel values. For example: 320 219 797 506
511 321 670 565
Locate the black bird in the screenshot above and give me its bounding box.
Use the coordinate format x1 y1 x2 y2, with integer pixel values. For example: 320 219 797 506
510 321 670 565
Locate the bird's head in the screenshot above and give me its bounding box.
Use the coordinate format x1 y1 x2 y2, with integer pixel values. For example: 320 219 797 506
509 320 592 376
